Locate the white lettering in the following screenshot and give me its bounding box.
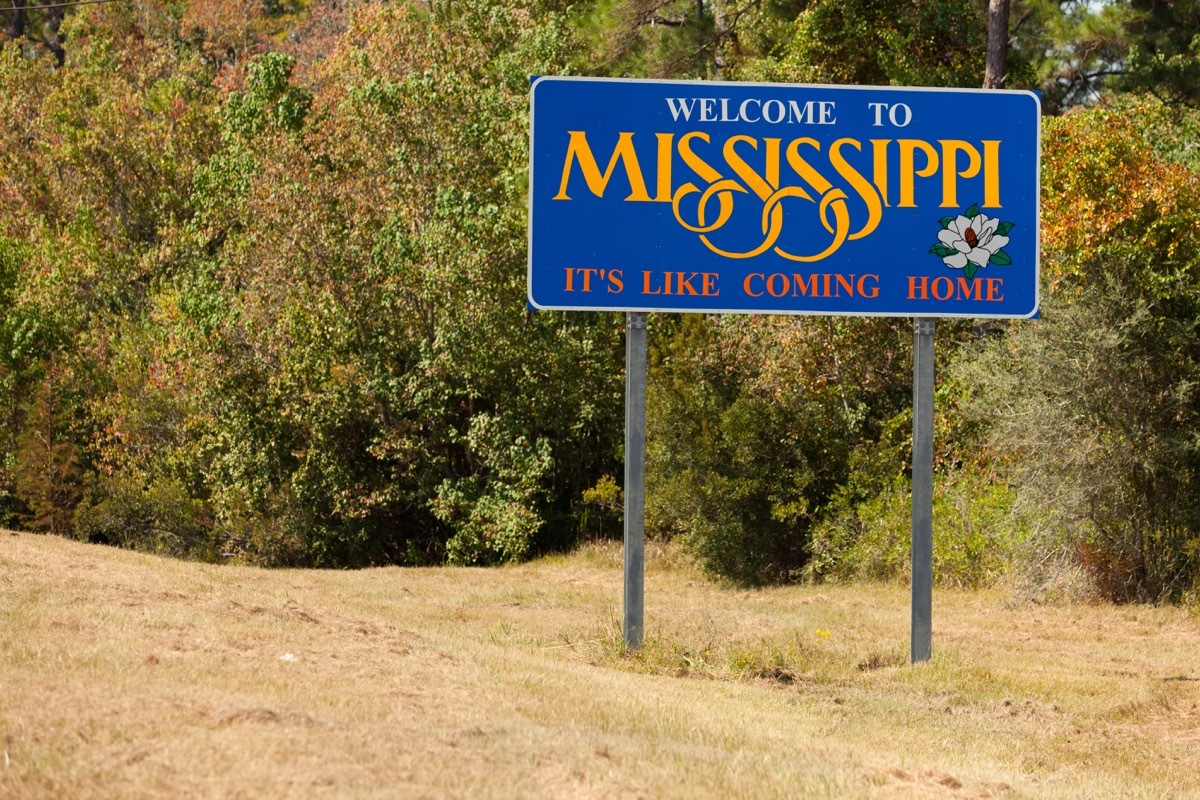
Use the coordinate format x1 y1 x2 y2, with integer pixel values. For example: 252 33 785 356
869 102 912 127
665 97 697 121
663 96 840 124
787 100 816 124
739 98 761 123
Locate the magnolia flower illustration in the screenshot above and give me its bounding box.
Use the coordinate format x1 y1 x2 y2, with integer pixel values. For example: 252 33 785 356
929 204 1014 280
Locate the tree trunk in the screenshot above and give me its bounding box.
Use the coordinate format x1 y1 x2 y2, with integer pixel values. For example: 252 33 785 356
984 0 1010 89
9 1 27 41
45 8 66 66
713 2 729 76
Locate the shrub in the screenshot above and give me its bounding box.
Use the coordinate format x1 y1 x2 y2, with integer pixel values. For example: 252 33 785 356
959 279 1200 602
808 461 1022 589
74 474 217 560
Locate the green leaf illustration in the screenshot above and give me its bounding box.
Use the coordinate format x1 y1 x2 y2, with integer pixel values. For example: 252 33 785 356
990 251 1013 266
965 203 981 219
939 216 955 229
995 221 1015 236
930 243 957 258
964 263 979 280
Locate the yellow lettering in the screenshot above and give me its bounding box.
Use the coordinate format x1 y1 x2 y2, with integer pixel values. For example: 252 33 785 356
983 140 1001 208
678 131 721 184
830 138 883 240
723 135 777 201
898 140 939 208
784 138 833 196
939 140 981 209
554 131 651 202
654 133 674 203
871 139 892 208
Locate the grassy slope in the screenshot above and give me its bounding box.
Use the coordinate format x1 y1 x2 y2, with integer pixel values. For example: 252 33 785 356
1 532 1198 799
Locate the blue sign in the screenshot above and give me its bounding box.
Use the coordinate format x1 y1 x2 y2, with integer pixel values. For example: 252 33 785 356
528 77 1040 318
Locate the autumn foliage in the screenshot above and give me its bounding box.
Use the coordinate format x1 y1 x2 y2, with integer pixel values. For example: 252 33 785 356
0 1 1199 601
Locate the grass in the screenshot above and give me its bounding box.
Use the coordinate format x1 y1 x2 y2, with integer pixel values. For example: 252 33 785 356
2 532 1199 798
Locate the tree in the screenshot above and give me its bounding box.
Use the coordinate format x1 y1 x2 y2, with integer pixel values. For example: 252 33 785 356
958 104 1200 602
1119 0 1200 106
2 1 66 65
121 2 628 566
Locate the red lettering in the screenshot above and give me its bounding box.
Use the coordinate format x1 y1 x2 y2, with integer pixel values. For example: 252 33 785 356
907 275 929 300
677 272 701 295
858 274 880 298
792 274 818 296
579 268 599 292
642 270 661 295
608 269 623 293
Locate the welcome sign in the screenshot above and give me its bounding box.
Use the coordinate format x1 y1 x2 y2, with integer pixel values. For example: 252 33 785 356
528 77 1040 318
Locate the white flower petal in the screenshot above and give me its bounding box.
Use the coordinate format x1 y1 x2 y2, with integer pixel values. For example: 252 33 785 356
937 229 961 248
943 252 969 269
967 247 992 267
980 216 999 238
955 215 973 234
984 235 1009 253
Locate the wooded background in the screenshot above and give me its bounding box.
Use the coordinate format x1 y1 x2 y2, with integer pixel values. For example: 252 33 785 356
2 0 1199 603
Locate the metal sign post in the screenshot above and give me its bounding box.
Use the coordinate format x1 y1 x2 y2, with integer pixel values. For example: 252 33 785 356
623 312 647 649
911 318 935 663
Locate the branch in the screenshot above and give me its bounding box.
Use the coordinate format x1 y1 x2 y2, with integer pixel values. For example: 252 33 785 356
0 0 124 11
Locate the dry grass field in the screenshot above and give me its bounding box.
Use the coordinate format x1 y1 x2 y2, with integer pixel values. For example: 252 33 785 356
1 530 1198 799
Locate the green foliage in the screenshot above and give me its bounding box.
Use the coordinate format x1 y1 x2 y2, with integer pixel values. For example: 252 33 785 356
808 465 1022 588
647 315 872 585
735 0 986 88
1118 0 1200 107
581 473 623 540
224 52 312 136
434 415 554 565
1113 96 1200 174
954 104 1200 602
94 0 626 566
960 279 1200 603
2 0 1200 599
74 473 217 559
574 0 719 78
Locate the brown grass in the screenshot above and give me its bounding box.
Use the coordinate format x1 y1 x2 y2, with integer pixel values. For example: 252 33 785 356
1 532 1198 799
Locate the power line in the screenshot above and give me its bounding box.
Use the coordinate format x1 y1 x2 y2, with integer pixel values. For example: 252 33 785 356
2 0 125 12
